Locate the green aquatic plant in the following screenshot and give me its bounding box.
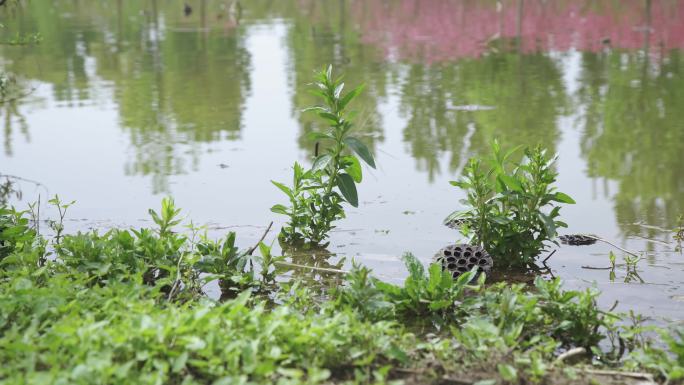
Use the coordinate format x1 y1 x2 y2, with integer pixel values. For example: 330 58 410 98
272 65 375 247
446 141 575 269
46 195 75 246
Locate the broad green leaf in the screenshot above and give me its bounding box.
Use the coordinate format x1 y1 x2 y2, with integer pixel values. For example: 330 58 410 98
343 137 376 168
538 212 556 236
499 174 523 192
270 204 288 215
258 242 271 258
344 156 362 183
553 192 576 204
312 154 332 172
498 364 517 381
172 352 188 373
336 173 358 207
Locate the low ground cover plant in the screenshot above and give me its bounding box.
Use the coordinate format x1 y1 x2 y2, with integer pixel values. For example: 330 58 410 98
271 66 375 247
446 141 575 269
1 202 681 385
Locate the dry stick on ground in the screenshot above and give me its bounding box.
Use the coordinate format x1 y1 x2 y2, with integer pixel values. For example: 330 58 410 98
247 221 273 255
554 347 586 365
581 369 655 382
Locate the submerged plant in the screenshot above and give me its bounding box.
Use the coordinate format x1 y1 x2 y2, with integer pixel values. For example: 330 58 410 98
272 65 375 247
446 141 575 269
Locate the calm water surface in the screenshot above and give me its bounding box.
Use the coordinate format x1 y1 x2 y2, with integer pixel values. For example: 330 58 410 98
1 0 683 318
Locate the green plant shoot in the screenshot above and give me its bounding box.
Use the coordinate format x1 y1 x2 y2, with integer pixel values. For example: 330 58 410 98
271 65 375 247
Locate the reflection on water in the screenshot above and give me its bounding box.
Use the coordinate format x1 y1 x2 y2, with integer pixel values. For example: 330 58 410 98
1 0 683 317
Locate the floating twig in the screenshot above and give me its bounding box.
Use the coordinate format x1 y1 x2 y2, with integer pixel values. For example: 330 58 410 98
581 265 612 270
543 249 557 263
581 369 654 382
630 235 670 246
274 261 348 275
608 300 619 312
579 234 641 258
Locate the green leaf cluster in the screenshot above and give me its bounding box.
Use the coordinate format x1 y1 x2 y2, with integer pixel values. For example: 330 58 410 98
446 141 575 269
0 203 681 384
271 65 375 247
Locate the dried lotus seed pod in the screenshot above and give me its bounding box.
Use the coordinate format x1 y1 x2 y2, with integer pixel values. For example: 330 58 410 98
433 243 493 279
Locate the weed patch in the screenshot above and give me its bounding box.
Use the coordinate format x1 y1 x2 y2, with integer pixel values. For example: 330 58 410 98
0 203 681 384
446 141 575 269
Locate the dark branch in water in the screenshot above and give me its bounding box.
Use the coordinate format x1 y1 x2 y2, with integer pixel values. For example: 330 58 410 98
0 173 46 188
247 221 273 255
542 249 556 263
274 261 348 275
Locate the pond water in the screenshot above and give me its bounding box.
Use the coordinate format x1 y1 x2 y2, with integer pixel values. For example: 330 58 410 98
1 0 683 319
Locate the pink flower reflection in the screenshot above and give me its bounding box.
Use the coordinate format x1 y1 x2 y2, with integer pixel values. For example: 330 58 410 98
352 0 684 63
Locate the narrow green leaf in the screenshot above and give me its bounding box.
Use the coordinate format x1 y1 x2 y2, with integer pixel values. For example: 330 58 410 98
318 112 339 124
301 106 328 113
343 137 376 168
336 173 359 207
553 192 576 204
334 82 344 99
339 84 365 111
271 181 293 199
325 64 332 81
307 132 332 141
